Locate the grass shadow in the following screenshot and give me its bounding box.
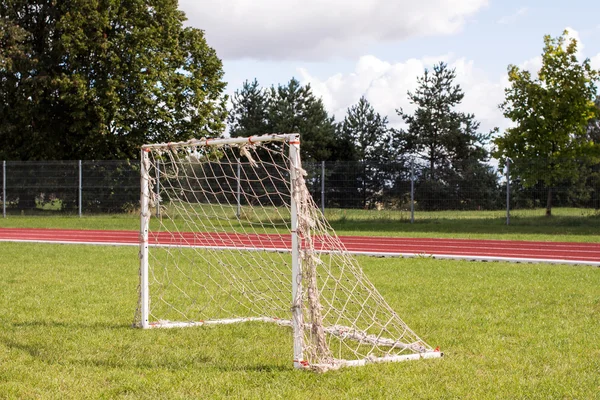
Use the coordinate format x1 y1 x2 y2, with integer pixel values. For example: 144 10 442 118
213 363 291 373
1 337 45 359
11 320 131 330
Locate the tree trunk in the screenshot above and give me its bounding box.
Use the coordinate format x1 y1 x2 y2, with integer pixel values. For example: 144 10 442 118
362 162 367 209
545 187 552 216
430 156 435 181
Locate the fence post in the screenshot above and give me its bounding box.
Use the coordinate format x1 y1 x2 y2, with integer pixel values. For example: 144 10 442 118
321 161 325 214
78 160 82 217
410 158 415 224
2 160 5 218
236 158 241 218
506 158 510 226
156 160 161 218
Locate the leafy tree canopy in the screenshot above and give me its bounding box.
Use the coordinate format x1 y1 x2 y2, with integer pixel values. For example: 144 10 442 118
0 0 228 160
588 98 600 143
494 30 600 215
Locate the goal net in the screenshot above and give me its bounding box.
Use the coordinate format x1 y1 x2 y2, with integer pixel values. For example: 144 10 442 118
135 133 441 371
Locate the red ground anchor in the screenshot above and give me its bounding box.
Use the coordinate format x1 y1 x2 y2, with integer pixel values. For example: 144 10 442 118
294 360 310 367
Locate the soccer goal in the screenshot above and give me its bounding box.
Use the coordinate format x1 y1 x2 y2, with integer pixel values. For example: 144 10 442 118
135 133 442 371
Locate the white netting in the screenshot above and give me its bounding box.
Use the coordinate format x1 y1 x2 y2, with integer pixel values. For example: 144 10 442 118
136 134 439 371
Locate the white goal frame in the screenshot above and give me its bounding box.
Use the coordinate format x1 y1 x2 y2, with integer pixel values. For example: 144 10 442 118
137 133 442 371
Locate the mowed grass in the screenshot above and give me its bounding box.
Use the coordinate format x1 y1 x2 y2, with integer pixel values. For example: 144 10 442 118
0 242 598 398
1 206 600 242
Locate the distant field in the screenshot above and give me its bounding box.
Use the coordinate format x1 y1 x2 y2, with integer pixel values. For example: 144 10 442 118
329 207 600 242
0 242 598 398
1 207 599 242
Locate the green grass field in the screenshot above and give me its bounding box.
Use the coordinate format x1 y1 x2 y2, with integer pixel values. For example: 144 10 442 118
0 242 598 399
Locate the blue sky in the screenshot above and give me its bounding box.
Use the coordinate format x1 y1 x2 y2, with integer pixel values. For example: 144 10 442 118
179 0 600 132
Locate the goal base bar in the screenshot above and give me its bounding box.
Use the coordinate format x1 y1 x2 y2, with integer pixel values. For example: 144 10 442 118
341 351 443 366
304 351 443 372
145 318 434 352
146 317 290 329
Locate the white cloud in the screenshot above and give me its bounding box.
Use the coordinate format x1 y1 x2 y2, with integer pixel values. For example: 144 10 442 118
179 0 488 60
497 7 528 25
519 56 542 75
590 53 600 70
299 55 509 134
298 26 600 142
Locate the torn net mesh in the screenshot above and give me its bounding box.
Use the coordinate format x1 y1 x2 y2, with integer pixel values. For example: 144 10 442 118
135 135 434 371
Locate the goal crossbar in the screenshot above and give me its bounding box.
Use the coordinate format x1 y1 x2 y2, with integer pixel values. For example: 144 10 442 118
141 133 297 150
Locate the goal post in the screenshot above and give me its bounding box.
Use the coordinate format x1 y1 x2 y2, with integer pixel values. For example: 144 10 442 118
289 137 305 369
139 147 151 329
136 133 442 371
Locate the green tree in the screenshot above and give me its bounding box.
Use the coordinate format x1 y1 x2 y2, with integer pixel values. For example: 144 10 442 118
589 98 600 142
396 62 492 180
228 79 269 138
337 96 398 207
585 99 600 210
266 78 337 162
495 31 600 216
0 0 228 161
396 62 497 210
339 96 395 162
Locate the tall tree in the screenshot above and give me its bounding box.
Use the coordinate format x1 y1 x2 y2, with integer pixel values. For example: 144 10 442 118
396 62 497 210
495 30 600 216
0 0 228 161
396 62 492 181
228 79 269 138
588 98 600 142
337 96 397 208
266 78 337 162
339 96 394 162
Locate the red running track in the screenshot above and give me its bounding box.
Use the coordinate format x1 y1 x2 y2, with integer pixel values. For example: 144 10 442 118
0 227 599 266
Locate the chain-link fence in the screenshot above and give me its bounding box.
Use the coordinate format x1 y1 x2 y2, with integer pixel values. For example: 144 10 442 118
1 160 139 216
1 159 598 222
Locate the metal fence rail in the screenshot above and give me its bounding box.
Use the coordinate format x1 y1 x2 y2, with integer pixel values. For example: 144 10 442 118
0 159 598 223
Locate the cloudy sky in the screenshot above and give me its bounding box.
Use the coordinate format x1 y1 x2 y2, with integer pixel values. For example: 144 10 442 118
178 0 600 134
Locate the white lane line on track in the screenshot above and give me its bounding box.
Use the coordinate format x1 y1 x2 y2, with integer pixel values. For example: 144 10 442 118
1 238 598 266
